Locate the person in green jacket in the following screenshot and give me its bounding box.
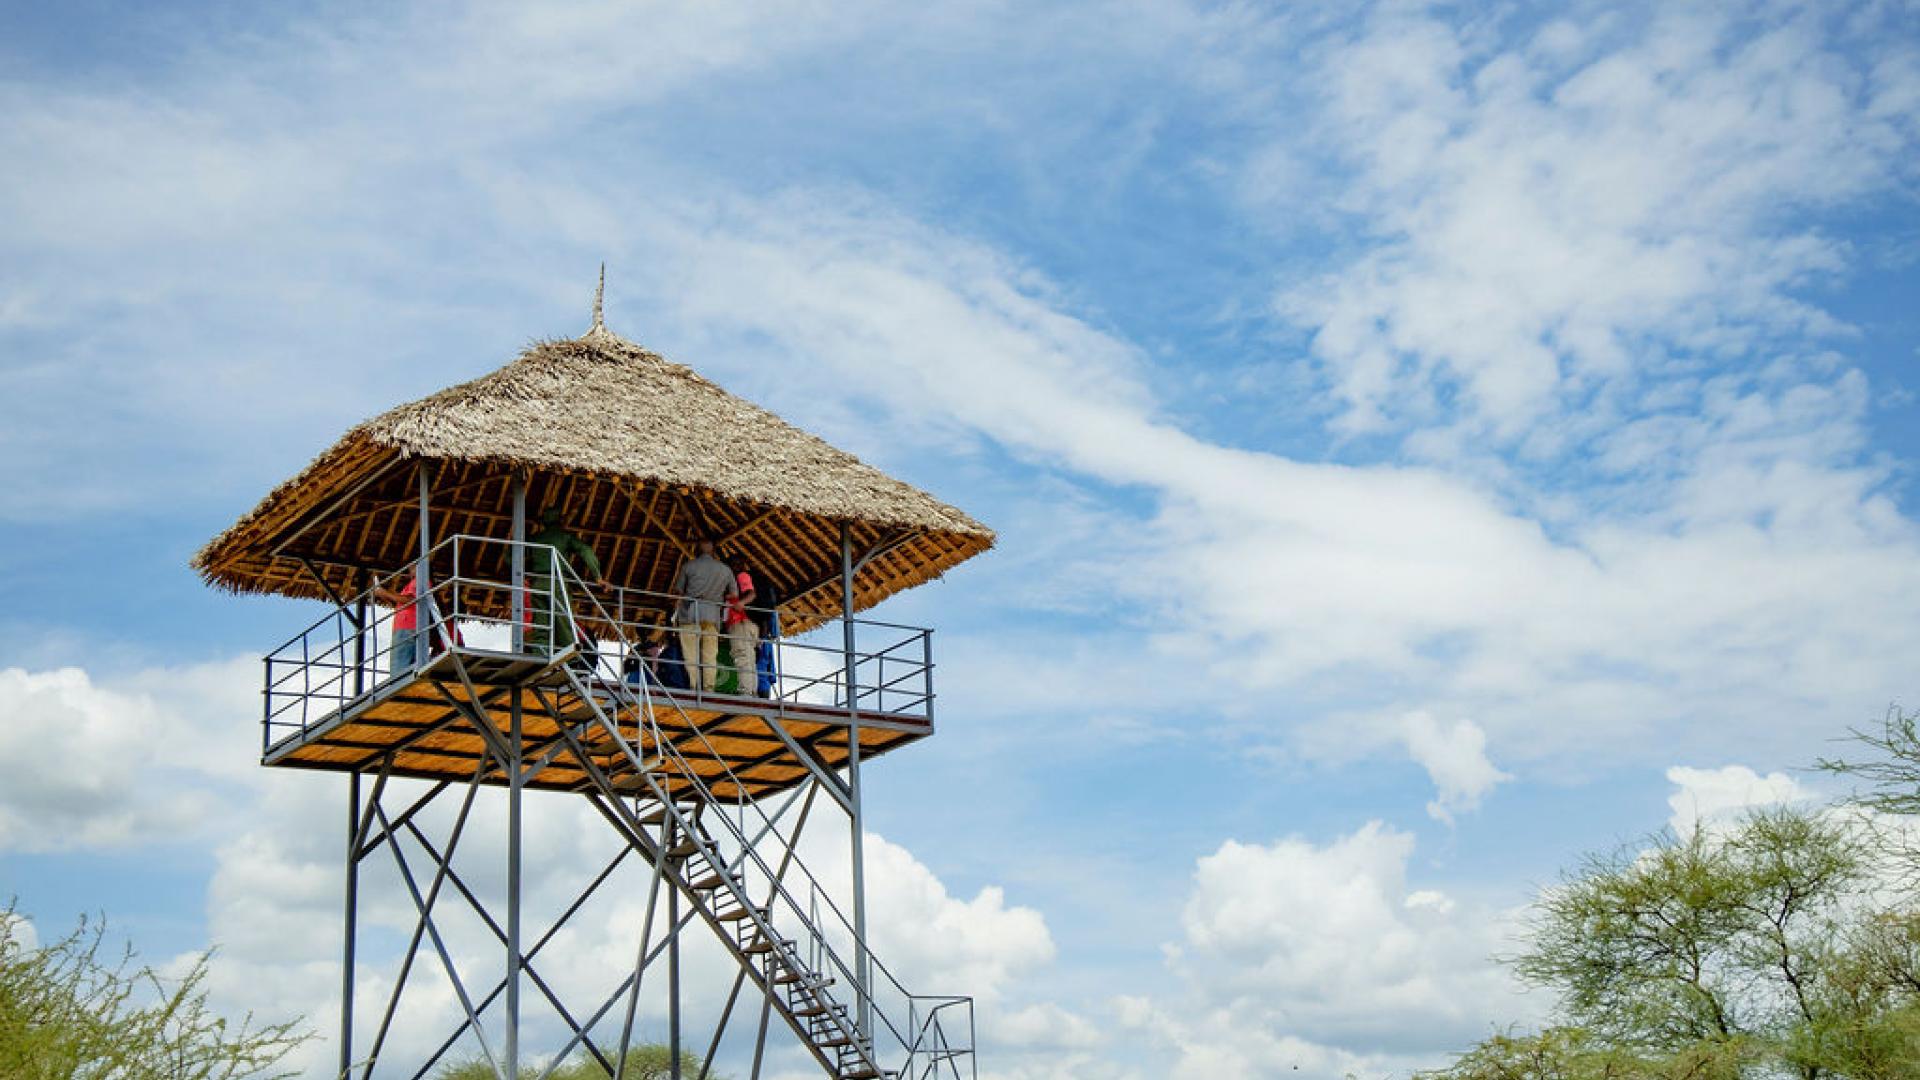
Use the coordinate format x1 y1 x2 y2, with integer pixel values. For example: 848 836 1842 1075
526 507 604 655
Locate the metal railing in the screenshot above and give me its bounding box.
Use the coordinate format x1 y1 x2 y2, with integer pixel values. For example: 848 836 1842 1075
570 578 936 720
259 534 937 755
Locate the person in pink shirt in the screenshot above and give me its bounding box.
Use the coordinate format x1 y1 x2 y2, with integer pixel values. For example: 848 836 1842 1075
725 564 759 696
375 572 422 676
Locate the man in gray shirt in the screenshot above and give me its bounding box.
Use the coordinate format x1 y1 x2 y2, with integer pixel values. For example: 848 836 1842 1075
671 539 737 693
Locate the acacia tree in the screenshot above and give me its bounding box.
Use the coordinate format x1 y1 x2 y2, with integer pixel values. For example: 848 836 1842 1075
0 907 307 1080
1419 808 1920 1080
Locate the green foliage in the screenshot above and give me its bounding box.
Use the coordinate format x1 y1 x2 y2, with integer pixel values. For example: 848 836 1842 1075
433 1044 719 1080
1414 1025 1751 1079
1517 807 1869 1056
1425 807 1920 1080
0 905 308 1080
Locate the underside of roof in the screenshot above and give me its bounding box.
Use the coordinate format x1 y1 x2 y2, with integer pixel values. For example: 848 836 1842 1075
194 328 993 624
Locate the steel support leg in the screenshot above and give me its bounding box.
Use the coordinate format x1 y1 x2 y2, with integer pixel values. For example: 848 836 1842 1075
507 690 523 1079
750 994 772 1080
617 824 670 1078
669 816 683 1080
340 773 359 1080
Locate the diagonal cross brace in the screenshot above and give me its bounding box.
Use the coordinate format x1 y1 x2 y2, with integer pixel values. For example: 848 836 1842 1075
397 818 618 1076
364 759 499 1080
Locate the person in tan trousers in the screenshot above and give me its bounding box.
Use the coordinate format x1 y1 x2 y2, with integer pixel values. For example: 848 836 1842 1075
670 538 737 693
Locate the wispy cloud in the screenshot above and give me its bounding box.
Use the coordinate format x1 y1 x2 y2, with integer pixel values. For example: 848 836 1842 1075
1276 2 1917 446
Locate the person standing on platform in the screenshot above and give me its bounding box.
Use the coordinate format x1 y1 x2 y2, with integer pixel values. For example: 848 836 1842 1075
527 507 605 655
747 569 780 697
671 539 736 692
375 570 423 677
725 561 759 696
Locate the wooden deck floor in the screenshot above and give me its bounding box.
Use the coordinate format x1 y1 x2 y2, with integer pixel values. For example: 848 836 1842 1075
264 647 931 800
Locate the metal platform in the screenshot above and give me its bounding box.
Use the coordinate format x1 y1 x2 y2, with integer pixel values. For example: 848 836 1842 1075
264 646 932 801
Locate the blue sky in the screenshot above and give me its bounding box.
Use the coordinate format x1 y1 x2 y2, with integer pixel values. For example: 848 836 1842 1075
3 1 1919 1077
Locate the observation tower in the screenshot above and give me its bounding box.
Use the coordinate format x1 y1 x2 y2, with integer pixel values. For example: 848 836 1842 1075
193 278 992 1080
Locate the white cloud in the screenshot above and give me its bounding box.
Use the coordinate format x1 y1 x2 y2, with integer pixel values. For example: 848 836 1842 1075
859 833 1057 1005
2 909 37 953
1122 822 1534 1080
1665 763 1812 838
975 1002 1129 1080
0 664 256 852
994 1001 1102 1052
1401 711 1511 823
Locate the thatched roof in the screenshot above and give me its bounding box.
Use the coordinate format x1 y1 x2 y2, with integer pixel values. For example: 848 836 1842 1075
194 319 993 625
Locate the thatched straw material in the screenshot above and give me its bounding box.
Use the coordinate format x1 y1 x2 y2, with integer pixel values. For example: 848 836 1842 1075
194 324 993 625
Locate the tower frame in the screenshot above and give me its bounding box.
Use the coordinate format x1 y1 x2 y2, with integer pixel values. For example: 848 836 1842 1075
194 306 992 1080
277 472 972 1080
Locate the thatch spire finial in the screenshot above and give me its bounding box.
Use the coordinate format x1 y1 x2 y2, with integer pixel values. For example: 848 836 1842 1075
591 262 606 331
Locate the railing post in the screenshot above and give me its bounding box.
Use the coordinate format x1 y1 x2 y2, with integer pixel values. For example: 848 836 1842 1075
352 584 368 700
923 629 935 726
301 632 313 734
510 475 526 654
415 463 431 665
261 660 271 757
450 536 461 629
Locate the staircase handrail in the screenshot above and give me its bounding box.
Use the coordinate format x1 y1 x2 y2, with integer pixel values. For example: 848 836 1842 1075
551 557 907 1000
548 549 974 1077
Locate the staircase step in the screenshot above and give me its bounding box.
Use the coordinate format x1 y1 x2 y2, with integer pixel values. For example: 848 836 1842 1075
638 807 673 826
816 1035 856 1048
665 841 702 859
742 936 793 955
772 970 829 986
838 1070 890 1080
715 906 764 923
689 871 737 891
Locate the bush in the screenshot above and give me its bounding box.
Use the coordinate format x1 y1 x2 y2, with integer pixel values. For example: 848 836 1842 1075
434 1044 719 1080
0 904 307 1080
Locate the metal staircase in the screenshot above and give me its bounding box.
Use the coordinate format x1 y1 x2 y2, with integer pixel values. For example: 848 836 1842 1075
529 569 974 1080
